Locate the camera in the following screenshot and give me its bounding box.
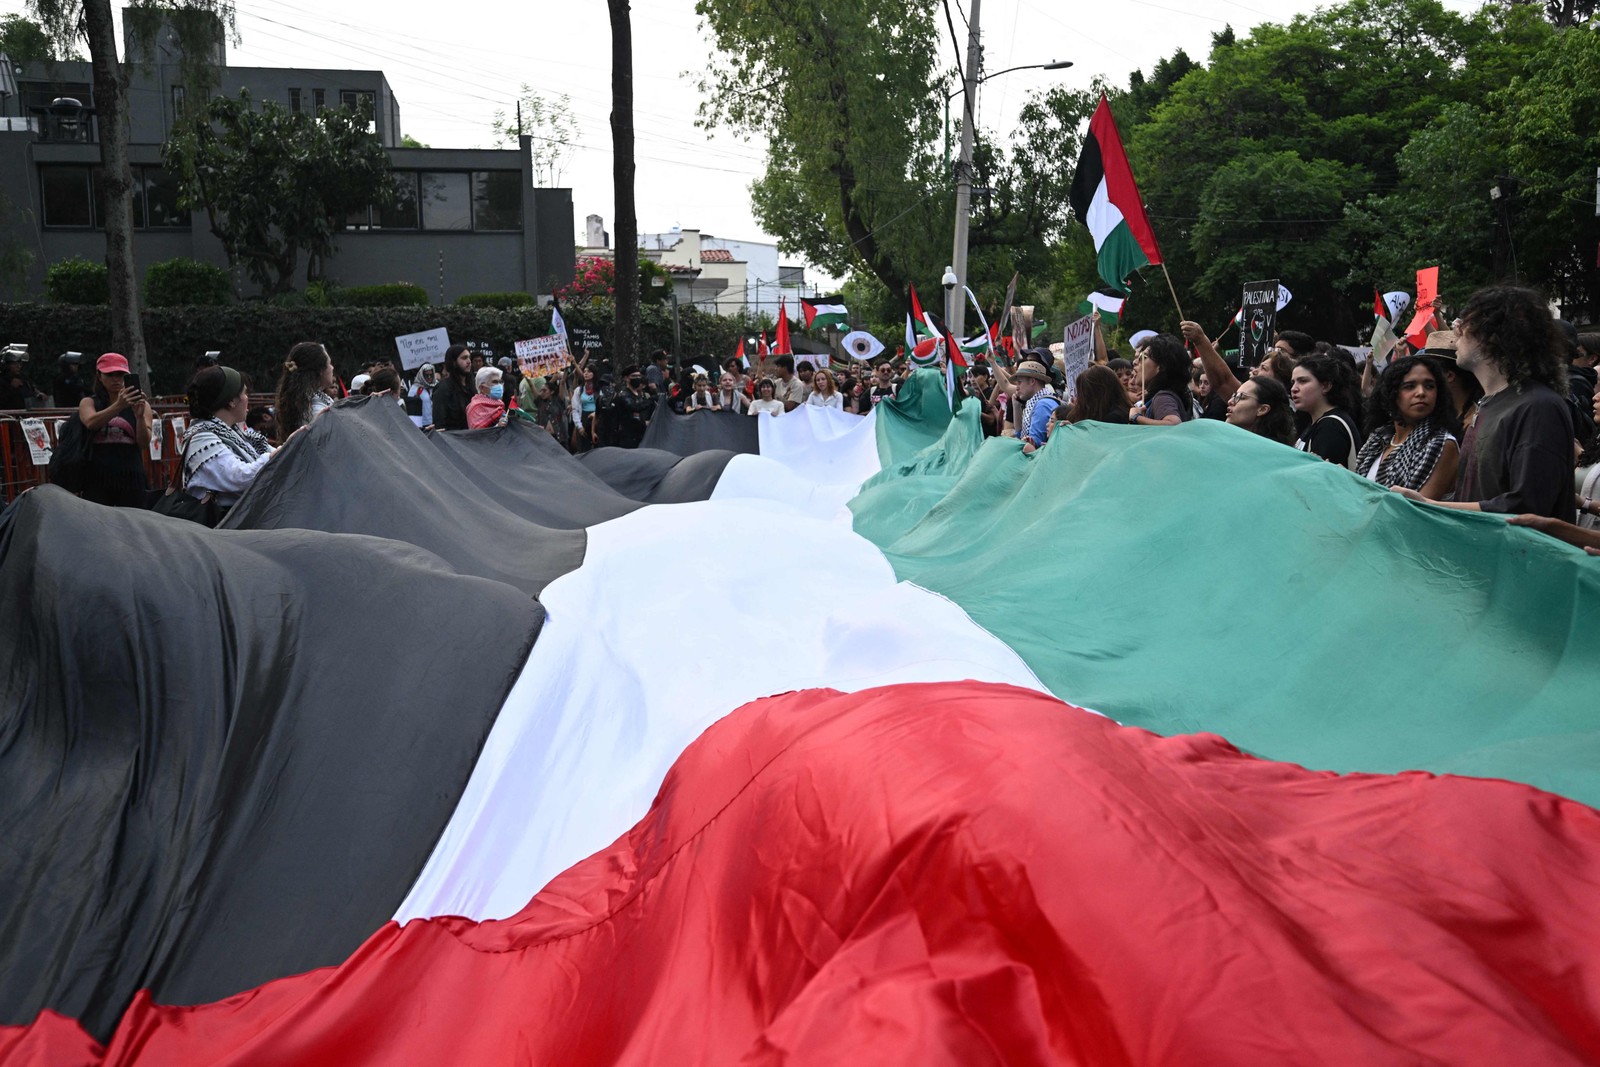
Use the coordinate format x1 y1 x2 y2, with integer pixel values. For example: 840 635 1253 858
941 266 958 292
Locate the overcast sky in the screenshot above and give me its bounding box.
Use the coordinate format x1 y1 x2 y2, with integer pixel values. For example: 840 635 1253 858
110 0 1482 276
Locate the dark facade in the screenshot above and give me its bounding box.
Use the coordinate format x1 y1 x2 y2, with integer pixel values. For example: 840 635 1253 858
0 20 573 303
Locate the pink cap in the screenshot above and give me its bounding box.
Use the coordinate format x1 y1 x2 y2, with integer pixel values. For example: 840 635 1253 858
96 352 130 374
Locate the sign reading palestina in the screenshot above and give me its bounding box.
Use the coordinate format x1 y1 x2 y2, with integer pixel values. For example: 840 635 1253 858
1239 280 1280 369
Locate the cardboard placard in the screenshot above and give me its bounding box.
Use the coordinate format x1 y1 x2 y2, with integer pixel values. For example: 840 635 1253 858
394 327 452 371
514 335 567 378
1061 316 1094 400
1402 266 1440 348
1239 279 1280 368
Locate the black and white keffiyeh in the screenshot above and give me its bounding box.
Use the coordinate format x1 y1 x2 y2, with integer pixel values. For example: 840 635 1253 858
1353 416 1453 492
181 417 272 489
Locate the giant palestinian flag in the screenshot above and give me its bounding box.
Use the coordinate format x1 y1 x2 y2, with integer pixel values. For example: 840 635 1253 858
3 383 1600 1065
1069 95 1163 294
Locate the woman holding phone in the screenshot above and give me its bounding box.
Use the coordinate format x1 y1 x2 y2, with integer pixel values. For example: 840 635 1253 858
75 352 153 508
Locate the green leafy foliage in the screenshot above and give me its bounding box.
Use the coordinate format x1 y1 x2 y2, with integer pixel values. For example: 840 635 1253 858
332 283 429 308
0 301 748 392
44 256 109 305
489 87 579 186
455 292 537 309
163 89 394 296
144 257 233 307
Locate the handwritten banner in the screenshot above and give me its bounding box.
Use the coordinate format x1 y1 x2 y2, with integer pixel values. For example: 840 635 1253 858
1061 316 1094 400
514 335 568 379
394 327 452 371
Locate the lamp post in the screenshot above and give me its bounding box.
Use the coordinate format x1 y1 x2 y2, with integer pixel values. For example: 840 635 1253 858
945 8 1072 339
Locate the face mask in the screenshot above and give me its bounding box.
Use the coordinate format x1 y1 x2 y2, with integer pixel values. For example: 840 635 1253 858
489 384 504 400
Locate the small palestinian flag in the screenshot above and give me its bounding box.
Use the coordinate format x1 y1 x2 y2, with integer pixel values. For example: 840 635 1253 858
801 295 849 330
1069 95 1163 294
1079 290 1126 328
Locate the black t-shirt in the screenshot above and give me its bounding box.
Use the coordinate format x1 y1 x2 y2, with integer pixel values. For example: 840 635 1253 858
1456 382 1576 522
1296 409 1360 467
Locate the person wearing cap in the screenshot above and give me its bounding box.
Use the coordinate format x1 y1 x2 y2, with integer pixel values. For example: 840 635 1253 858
74 353 153 508
181 365 278 510
467 366 508 429
1011 358 1058 454
611 365 655 446
53 352 88 408
1393 285 1575 523
1415 329 1483 433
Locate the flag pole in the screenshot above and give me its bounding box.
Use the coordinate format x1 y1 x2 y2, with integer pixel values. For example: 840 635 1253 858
1159 263 1186 323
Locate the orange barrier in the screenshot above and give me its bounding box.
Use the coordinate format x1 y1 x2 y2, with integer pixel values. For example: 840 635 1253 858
1 407 188 504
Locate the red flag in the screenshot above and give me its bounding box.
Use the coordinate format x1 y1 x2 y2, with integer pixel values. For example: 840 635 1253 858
1374 289 1389 324
774 299 792 356
733 336 746 368
757 332 769 358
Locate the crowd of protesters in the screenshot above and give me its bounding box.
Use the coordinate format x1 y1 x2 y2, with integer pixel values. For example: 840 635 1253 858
3 283 1597 554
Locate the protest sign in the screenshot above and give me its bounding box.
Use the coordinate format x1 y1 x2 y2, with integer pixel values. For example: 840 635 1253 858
18 418 51 464
1402 266 1440 348
149 419 164 461
394 328 451 371
1239 279 1280 368
514 335 567 378
1061 316 1095 400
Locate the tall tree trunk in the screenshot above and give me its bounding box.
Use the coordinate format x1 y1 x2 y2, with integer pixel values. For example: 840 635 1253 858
82 0 149 386
608 0 638 371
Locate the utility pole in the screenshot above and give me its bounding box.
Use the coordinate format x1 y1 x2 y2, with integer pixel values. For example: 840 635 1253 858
947 0 983 340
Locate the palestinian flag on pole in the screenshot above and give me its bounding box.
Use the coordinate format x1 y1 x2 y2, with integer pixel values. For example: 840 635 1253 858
4 386 1599 1064
906 284 939 366
1069 95 1163 294
800 294 848 331
1079 289 1126 328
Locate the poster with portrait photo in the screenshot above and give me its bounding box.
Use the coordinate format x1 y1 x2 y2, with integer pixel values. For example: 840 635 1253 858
1239 279 1280 368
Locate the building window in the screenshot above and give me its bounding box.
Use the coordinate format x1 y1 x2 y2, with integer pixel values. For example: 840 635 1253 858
41 165 93 227
43 164 189 230
419 171 470 230
312 88 325 113
377 171 419 229
288 87 301 114
471 171 521 231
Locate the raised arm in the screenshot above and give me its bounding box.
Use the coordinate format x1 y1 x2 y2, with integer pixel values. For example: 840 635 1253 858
1179 320 1240 403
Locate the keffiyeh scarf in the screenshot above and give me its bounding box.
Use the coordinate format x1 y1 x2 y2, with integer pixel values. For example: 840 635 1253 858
182 417 271 489
1017 384 1058 442
1353 416 1453 492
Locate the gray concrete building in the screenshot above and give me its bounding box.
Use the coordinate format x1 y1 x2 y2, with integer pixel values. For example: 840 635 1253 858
0 13 573 302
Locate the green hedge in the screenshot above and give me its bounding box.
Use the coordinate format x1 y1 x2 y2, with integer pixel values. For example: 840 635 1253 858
45 257 110 306
0 301 747 393
331 283 430 308
455 291 536 309
145 258 233 307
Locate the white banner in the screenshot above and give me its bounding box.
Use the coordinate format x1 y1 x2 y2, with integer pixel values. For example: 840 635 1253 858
18 418 51 464
1061 316 1095 400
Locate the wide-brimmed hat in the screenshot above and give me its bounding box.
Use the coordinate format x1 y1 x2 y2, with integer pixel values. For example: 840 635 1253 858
96 352 130 374
1422 330 1458 361
1013 359 1050 382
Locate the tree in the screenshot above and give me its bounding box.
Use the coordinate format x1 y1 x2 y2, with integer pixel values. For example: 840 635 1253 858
0 13 73 61
490 86 579 186
609 0 639 370
28 1 234 386
399 133 429 149
696 0 1088 319
164 91 393 295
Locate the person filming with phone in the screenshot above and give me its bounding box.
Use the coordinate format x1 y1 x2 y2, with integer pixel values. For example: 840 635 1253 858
75 352 153 508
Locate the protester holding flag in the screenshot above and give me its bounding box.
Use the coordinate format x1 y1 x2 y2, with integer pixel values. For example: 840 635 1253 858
467 367 508 430
1396 286 1576 523
1181 320 1242 405
1129 335 1197 426
1353 357 1461 498
1290 354 1363 468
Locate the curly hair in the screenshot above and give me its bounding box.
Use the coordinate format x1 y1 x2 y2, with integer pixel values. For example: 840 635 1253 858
274 342 330 438
1293 352 1362 417
1365 355 1460 437
1457 285 1568 397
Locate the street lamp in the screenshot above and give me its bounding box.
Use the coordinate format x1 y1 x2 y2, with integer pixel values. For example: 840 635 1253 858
945 27 1073 339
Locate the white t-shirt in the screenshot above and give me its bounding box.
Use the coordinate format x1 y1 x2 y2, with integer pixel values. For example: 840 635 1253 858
748 399 784 416
806 391 844 410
